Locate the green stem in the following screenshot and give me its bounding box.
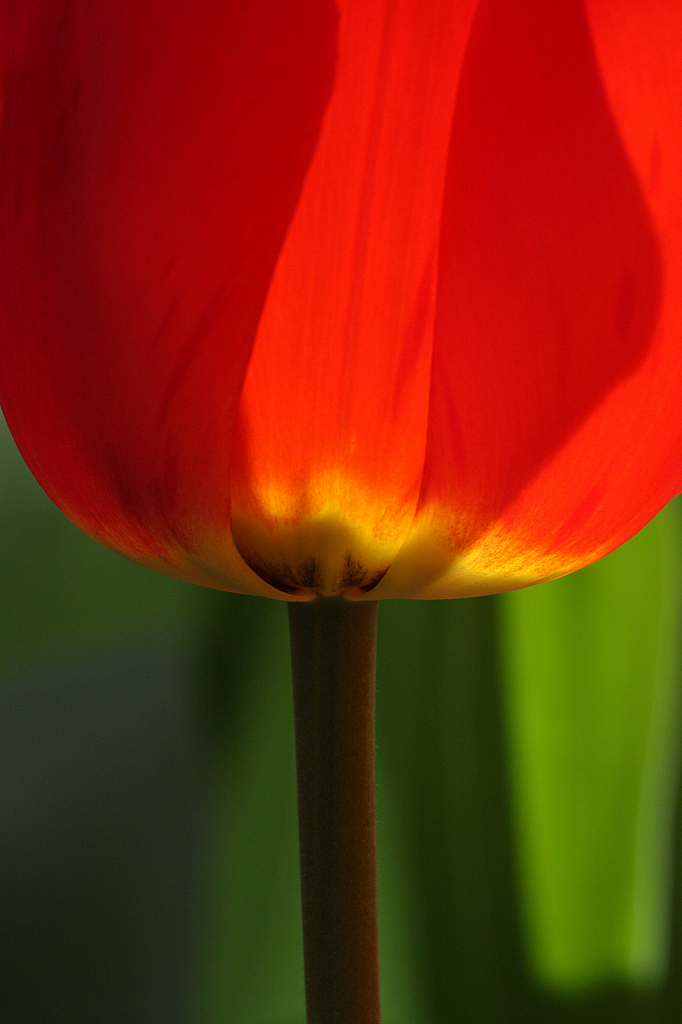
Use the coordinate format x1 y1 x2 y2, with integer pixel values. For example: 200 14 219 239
288 597 381 1024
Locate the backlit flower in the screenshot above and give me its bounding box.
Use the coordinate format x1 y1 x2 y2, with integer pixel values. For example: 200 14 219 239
1 0 681 600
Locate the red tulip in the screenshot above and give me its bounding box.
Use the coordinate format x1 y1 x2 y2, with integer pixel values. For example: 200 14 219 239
1 0 681 602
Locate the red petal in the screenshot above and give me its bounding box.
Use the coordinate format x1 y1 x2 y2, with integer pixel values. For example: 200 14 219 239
381 0 682 598
0 0 337 594
230 0 478 595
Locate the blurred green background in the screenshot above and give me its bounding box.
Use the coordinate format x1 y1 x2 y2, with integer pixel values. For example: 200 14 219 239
1 409 682 1024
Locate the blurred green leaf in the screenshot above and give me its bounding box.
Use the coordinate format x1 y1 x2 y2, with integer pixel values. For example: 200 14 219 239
377 597 525 1023
500 500 682 990
197 596 305 1024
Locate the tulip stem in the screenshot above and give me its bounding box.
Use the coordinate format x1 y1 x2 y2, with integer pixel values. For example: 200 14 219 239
288 596 381 1024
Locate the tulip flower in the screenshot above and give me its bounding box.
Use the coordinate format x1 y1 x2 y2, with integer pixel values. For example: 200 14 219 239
2 0 681 605
2 1 682 1021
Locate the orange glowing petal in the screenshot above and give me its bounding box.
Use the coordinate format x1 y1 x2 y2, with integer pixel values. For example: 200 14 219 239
0 0 337 596
229 0 478 595
379 0 682 599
